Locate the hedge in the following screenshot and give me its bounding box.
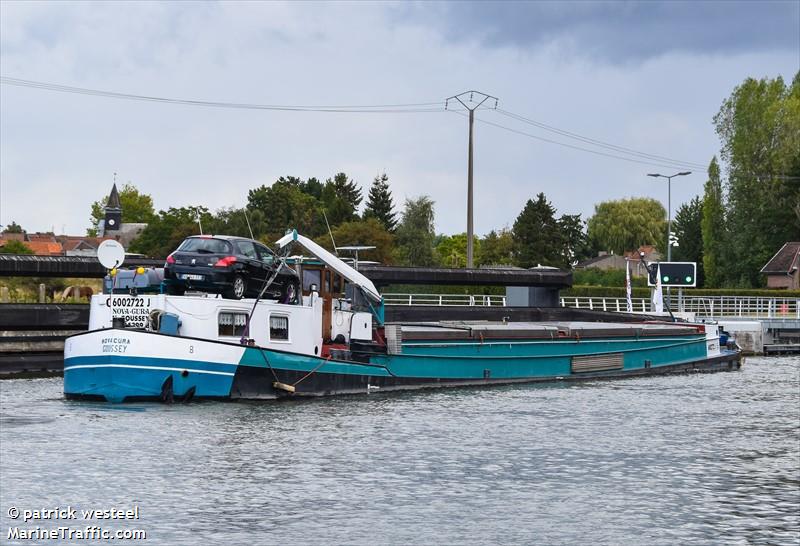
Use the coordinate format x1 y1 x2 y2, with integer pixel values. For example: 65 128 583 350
562 286 800 298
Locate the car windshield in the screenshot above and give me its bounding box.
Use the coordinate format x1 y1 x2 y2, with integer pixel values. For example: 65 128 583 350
177 238 231 254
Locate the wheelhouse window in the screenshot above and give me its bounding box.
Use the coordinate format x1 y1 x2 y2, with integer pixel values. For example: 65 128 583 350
303 269 321 292
269 315 289 341
219 312 248 337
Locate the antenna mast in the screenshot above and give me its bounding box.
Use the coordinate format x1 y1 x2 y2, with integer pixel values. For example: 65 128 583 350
243 209 255 239
195 208 203 235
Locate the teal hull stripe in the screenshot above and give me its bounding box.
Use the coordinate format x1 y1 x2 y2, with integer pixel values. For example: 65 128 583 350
65 355 237 375
238 337 709 380
371 339 709 379
64 364 234 377
239 348 393 377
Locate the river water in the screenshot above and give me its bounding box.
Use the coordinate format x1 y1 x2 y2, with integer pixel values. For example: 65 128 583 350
1 357 798 545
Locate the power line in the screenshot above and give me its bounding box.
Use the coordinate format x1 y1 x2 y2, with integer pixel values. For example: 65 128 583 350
450 110 706 171
0 76 444 113
495 108 708 170
8 76 794 180
456 111 800 180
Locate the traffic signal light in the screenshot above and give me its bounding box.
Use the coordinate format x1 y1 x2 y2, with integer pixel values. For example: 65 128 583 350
647 262 697 287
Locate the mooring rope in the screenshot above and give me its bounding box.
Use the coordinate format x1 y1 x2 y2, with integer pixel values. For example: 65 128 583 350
291 356 331 388
255 344 280 384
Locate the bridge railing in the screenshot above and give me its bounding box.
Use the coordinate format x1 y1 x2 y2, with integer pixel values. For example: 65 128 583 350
558 297 652 313
382 294 507 306
560 295 800 319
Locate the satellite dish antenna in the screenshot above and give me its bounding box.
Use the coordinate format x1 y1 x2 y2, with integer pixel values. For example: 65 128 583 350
97 240 125 269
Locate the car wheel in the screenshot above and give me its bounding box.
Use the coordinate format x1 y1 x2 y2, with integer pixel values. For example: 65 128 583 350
281 281 299 304
226 275 247 300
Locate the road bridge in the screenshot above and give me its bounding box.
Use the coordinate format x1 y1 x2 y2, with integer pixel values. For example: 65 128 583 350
0 254 572 288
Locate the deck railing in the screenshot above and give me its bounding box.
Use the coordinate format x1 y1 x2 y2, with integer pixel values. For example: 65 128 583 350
382 293 506 307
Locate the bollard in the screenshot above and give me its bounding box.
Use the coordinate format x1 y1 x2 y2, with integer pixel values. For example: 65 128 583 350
0 286 8 303
39 283 46 303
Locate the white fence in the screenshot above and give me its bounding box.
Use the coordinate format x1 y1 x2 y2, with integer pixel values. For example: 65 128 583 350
383 293 800 319
559 297 652 313
560 295 800 319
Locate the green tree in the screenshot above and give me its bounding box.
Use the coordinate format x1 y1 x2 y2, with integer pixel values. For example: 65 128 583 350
477 229 515 266
702 157 725 287
89 183 156 235
0 240 34 254
207 207 268 240
363 173 397 232
558 213 590 268
300 177 324 200
396 196 436 266
713 72 800 286
314 218 396 265
3 221 23 234
271 176 323 200
587 197 666 255
512 193 564 268
129 206 210 257
321 173 363 227
248 180 325 239
434 233 480 268
671 196 705 286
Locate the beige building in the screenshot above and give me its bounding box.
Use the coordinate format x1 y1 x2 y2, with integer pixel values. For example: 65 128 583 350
576 246 662 277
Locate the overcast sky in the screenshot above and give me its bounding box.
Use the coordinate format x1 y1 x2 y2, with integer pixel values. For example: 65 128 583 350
1 1 798 238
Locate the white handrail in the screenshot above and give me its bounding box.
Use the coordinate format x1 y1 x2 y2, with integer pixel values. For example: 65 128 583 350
559 295 800 319
382 293 506 307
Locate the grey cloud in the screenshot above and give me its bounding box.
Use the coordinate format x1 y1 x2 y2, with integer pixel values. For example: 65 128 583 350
403 1 800 63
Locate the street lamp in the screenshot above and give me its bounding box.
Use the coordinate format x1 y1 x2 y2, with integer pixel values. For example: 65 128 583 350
647 171 691 262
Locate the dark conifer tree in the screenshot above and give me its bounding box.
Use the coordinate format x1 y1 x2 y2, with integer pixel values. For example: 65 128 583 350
363 173 397 232
321 173 363 226
512 193 564 268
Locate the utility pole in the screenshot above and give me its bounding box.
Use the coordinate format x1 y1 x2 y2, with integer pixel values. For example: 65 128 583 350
446 91 498 268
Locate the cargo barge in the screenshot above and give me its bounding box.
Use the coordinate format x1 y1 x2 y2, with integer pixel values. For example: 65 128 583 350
64 232 742 402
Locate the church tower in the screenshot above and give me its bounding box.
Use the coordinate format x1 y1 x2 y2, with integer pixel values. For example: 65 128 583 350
101 183 122 236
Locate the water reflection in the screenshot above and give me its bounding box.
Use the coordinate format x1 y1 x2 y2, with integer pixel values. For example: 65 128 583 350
0 358 798 545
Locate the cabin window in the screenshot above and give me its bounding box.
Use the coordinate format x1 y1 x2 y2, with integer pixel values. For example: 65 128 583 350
270 315 289 341
332 274 342 294
219 312 248 337
303 269 321 292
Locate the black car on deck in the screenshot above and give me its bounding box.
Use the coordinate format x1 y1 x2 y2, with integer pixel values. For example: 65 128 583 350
164 235 300 301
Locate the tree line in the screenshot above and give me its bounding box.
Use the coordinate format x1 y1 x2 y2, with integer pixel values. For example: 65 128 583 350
667 72 799 288
84 174 594 268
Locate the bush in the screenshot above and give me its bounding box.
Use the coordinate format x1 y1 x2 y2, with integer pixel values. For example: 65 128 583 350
572 269 647 287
